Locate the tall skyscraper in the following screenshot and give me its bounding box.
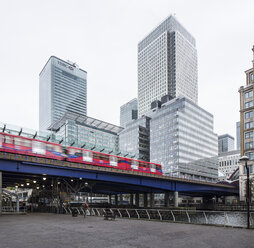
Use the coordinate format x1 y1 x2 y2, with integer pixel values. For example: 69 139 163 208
138 15 198 117
39 56 87 131
120 98 138 127
218 134 235 154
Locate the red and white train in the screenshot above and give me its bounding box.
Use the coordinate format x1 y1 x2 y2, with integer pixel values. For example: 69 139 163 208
0 132 162 175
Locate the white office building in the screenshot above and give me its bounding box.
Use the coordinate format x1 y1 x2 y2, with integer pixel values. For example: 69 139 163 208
147 97 218 181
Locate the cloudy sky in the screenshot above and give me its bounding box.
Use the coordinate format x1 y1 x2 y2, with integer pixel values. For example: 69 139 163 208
0 0 254 144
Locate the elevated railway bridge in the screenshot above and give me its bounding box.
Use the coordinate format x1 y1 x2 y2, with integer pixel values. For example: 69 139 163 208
0 151 238 213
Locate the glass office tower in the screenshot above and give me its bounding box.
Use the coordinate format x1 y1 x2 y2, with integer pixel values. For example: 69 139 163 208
138 15 198 117
218 134 235 154
120 98 138 127
39 56 87 131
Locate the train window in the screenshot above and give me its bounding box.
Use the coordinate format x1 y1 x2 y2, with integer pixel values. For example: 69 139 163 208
93 153 99 159
54 146 61 153
5 136 13 144
131 160 138 169
14 137 22 146
0 134 2 147
74 149 82 156
109 156 117 166
83 151 92 162
104 154 109 161
23 139 32 147
69 149 76 155
156 165 160 170
118 158 122 163
32 141 46 155
131 160 138 166
46 144 53 151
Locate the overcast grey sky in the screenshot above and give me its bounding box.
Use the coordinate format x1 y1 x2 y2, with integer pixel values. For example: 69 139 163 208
0 0 254 144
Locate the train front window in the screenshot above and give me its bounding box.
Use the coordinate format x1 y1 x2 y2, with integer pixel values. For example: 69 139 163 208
83 151 92 162
32 141 46 155
150 164 156 172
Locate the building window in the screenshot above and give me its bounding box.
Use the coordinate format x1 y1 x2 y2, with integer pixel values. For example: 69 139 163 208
250 73 253 82
244 165 253 174
245 91 253 99
245 131 254 139
245 121 254 129
245 152 254 160
245 101 253 108
245 141 254 149
245 111 253 119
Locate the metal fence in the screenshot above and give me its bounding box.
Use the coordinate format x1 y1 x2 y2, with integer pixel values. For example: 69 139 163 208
1 206 27 213
63 207 254 228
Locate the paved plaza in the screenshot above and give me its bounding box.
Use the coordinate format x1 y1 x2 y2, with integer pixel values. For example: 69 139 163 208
0 213 253 248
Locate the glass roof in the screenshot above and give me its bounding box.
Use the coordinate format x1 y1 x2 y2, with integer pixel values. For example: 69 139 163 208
48 111 124 134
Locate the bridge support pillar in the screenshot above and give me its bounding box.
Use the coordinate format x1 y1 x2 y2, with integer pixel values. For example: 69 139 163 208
174 191 179 208
108 195 112 205
0 171 2 215
135 194 139 207
119 194 123 205
115 195 118 206
144 193 148 208
149 193 154 208
164 192 170 208
130 194 134 206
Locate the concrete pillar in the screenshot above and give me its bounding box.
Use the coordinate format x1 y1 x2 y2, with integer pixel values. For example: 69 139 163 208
16 196 19 213
0 171 2 215
115 195 118 206
164 192 170 208
149 193 154 208
144 193 148 208
119 194 123 205
174 191 179 208
108 195 112 205
135 194 139 207
130 194 134 206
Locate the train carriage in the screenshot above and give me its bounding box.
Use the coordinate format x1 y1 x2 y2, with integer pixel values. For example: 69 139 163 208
0 132 162 175
0 132 64 160
67 146 162 175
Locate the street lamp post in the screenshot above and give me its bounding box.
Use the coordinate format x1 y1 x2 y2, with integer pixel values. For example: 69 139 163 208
85 182 92 204
240 155 250 229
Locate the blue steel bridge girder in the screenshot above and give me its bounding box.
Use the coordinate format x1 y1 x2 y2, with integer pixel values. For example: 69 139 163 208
0 159 238 196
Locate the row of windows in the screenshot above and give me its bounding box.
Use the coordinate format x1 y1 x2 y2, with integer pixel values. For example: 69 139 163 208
245 141 254 149
245 121 254 129
245 91 253 99
245 131 253 139
245 111 253 119
245 101 253 109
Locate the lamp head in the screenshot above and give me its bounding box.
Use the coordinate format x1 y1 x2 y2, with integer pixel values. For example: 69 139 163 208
240 155 249 162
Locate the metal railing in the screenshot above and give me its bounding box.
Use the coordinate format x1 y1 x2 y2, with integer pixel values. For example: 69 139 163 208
1 206 27 213
63 207 254 228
